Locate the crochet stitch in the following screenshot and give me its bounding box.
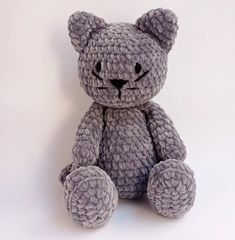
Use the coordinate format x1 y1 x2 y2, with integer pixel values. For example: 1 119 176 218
59 8 196 227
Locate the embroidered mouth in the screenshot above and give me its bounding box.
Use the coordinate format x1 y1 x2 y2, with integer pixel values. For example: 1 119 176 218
97 87 107 89
96 86 140 99
92 69 150 99
92 70 150 82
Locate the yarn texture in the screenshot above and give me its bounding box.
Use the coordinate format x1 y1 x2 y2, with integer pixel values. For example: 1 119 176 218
60 8 196 227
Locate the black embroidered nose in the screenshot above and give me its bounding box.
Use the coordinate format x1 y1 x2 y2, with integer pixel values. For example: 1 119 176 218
110 79 128 89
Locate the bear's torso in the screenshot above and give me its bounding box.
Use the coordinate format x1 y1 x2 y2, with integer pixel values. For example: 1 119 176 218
97 107 158 198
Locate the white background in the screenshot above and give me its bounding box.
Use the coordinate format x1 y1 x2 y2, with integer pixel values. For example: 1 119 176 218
1 0 235 239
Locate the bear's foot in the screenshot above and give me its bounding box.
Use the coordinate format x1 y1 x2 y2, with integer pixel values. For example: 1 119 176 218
147 159 196 218
64 166 118 227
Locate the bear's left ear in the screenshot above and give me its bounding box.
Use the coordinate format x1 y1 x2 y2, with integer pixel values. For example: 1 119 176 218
68 11 107 52
135 8 178 53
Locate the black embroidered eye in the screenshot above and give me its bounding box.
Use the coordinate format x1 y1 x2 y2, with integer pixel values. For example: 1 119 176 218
135 63 142 74
95 61 102 72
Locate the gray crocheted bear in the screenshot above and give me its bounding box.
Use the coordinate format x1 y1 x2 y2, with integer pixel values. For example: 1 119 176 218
59 8 196 228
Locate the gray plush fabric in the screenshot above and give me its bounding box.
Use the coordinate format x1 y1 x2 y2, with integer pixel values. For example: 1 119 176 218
147 159 196 218
60 8 196 228
64 166 118 227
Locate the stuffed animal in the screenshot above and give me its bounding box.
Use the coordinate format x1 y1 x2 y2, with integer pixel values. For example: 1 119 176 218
59 8 196 228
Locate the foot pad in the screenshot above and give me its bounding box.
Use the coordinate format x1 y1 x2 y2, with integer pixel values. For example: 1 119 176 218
64 166 118 227
147 159 196 218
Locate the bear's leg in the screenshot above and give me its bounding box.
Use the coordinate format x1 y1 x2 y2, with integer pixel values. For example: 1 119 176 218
63 166 118 227
147 159 196 218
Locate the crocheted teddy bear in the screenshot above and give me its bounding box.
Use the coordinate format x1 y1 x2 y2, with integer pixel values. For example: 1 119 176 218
59 8 196 228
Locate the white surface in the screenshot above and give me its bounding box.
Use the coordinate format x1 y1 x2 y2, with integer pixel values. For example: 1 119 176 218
1 0 235 239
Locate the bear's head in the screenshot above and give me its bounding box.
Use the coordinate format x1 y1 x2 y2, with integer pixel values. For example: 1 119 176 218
68 9 178 108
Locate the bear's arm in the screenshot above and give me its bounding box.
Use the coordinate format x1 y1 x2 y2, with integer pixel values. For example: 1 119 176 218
71 102 104 169
59 102 104 184
140 101 186 161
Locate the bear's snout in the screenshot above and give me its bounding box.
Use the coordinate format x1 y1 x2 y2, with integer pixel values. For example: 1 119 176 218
110 79 128 89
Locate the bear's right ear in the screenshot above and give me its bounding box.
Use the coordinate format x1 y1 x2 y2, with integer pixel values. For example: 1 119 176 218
135 9 178 53
68 11 107 52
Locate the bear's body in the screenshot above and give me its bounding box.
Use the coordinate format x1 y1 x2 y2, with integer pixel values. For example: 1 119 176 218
98 105 156 199
59 9 196 228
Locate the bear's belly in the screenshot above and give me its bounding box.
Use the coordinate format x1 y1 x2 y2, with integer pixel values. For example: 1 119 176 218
97 107 157 199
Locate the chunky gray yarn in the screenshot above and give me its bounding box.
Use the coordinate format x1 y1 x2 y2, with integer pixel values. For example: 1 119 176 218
60 8 196 228
64 166 118 227
147 159 195 218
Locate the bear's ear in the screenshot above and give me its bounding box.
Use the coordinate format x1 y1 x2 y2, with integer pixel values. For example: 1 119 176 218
68 11 107 52
135 8 178 53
